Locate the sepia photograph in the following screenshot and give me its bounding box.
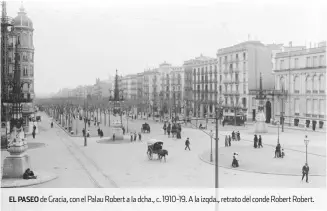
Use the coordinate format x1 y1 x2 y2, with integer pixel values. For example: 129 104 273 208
1 0 326 193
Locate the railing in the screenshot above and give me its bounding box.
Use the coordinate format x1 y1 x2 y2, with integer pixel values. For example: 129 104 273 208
306 90 311 94
312 114 317 118
295 113 300 116
294 90 300 94
305 114 311 117
319 115 325 118
313 90 318 94
320 90 325 94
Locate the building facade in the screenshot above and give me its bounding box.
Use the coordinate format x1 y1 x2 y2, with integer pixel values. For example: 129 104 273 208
186 55 219 118
217 41 278 121
273 41 326 129
5 5 35 130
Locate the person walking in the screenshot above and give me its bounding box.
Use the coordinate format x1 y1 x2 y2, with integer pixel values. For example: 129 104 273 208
225 135 228 147
122 126 125 135
112 133 116 141
134 132 137 141
163 123 167 135
254 135 258 148
232 131 235 141
51 122 53 128
32 129 36 139
237 131 240 141
87 130 90 137
167 123 171 137
138 132 142 141
185 138 191 150
130 132 133 142
82 128 86 137
228 135 231 147
258 135 263 148
302 163 309 183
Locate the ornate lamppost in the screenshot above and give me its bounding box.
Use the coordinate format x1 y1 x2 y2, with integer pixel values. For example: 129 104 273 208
304 128 309 164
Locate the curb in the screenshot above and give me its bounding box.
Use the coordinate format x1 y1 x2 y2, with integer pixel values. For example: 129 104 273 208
1 171 58 188
198 153 326 177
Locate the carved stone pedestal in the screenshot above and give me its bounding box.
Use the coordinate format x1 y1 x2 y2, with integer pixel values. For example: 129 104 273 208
109 121 123 140
254 111 268 133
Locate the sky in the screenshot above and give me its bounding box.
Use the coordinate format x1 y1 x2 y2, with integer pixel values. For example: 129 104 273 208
5 0 327 97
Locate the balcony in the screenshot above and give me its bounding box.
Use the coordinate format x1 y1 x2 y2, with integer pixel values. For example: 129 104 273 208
312 114 318 118
223 79 231 84
294 113 300 116
233 68 240 73
319 115 325 118
320 90 325 94
306 90 311 94
294 90 300 94
305 113 311 117
223 70 229 74
313 90 318 94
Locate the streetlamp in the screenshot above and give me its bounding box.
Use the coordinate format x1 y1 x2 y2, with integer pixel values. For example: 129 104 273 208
277 121 280 144
304 129 309 164
210 129 213 162
215 98 223 189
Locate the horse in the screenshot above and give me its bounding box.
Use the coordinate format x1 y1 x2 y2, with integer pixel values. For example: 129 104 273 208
158 149 168 162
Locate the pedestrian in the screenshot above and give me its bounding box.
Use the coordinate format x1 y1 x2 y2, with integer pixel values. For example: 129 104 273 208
185 137 191 150
225 135 228 147
254 135 258 148
167 123 171 137
258 135 263 148
138 132 142 141
51 122 53 128
163 123 167 135
134 132 137 141
172 124 176 138
97 128 101 136
32 130 36 139
122 126 125 135
228 135 231 147
87 130 90 137
281 149 285 158
130 132 133 142
302 163 309 183
88 120 90 127
232 131 235 141
232 152 239 168
112 133 115 141
100 129 103 138
275 143 281 158
82 128 86 137
237 131 240 141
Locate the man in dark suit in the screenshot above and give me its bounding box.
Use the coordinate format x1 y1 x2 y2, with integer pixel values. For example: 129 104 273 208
302 163 309 183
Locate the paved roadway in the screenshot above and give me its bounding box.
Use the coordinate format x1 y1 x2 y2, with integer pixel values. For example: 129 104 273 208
1 112 325 188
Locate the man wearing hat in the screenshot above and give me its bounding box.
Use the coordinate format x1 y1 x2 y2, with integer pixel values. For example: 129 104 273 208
185 137 191 150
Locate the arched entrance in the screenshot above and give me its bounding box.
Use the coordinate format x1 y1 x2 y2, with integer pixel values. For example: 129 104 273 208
265 101 271 123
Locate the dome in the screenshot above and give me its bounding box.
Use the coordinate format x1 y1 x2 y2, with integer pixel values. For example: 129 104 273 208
13 5 33 29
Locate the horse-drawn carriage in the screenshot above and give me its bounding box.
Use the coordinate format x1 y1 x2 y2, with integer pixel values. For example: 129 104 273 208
141 123 150 133
147 139 168 162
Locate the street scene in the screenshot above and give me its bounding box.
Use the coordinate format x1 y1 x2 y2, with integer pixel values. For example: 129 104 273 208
1 1 326 189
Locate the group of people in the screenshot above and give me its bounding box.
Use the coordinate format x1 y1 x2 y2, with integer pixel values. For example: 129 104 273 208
224 131 241 147
82 128 90 137
163 122 182 139
97 128 104 138
253 134 263 148
274 143 285 158
130 131 142 142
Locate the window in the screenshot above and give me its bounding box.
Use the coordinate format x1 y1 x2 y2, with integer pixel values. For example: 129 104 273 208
294 58 299 68
280 60 284 70
220 75 222 81
313 76 319 91
243 62 246 71
243 52 246 60
313 56 318 67
306 57 311 67
319 55 325 66
306 99 311 114
205 85 208 91
313 99 318 114
219 85 222 93
197 85 200 91
294 76 300 93
202 76 204 81
236 85 239 92
319 75 325 91
23 67 28 76
235 73 239 82
320 100 325 114
236 54 239 60
294 99 300 113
